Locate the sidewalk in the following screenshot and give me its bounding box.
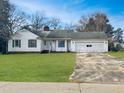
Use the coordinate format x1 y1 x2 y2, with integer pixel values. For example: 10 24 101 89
0 82 124 93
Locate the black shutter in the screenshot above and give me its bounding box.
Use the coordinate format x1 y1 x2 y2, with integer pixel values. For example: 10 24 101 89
19 40 21 47
12 40 14 48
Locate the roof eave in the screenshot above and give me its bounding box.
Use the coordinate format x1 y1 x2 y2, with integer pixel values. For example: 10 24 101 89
43 38 71 40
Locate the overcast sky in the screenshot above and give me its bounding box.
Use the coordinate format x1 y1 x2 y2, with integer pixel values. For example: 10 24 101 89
10 0 124 29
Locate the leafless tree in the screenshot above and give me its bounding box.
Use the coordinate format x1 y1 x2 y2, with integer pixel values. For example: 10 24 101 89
77 15 89 31
76 14 95 32
30 12 46 31
94 12 114 38
84 17 96 32
47 17 61 30
9 5 28 32
64 23 77 31
94 12 109 32
77 12 114 38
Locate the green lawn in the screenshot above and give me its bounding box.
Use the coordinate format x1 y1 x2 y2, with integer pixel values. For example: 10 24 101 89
108 51 124 60
0 53 75 82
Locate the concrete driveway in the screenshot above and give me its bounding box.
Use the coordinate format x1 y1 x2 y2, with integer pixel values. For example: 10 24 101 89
0 82 124 93
70 53 124 83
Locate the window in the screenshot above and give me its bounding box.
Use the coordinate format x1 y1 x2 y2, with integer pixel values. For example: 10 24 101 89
28 40 37 48
12 40 21 48
86 45 92 47
58 40 65 47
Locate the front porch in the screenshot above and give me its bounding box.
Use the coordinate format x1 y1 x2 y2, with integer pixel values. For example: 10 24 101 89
42 40 71 52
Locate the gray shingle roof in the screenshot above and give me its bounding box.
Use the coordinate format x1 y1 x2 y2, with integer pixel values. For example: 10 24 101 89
45 30 70 39
29 30 107 40
69 32 107 39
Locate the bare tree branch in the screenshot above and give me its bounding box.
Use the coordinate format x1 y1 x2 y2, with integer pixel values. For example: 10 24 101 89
30 12 46 31
9 5 28 32
47 17 61 30
64 23 77 31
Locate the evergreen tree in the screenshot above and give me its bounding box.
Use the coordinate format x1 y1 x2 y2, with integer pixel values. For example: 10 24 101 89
0 0 11 54
113 28 123 43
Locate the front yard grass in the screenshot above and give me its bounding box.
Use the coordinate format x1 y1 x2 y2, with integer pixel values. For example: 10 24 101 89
108 51 124 60
0 53 75 82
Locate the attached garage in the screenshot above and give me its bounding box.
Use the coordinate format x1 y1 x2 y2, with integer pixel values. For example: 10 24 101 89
75 41 108 52
70 32 108 53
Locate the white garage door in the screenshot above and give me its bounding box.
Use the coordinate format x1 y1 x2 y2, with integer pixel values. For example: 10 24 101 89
75 42 105 52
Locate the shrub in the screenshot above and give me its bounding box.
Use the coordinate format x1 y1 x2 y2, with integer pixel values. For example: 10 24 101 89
115 44 122 51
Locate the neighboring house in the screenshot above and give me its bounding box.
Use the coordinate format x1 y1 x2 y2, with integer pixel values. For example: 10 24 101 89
8 28 108 53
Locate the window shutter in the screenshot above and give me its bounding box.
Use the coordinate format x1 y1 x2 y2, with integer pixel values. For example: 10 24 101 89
19 40 21 47
12 40 14 48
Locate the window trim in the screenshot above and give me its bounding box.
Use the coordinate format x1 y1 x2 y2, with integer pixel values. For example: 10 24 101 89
12 40 21 48
58 40 65 48
28 39 37 48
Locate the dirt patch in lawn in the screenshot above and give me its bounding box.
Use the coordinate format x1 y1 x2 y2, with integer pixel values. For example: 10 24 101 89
69 53 124 84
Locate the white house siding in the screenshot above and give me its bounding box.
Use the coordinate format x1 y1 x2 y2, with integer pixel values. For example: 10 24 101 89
70 39 108 52
8 30 108 53
8 30 43 52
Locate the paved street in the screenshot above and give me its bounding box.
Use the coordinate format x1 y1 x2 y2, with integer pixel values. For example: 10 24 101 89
0 82 124 93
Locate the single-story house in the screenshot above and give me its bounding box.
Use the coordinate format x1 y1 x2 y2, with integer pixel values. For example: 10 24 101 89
8 28 108 53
